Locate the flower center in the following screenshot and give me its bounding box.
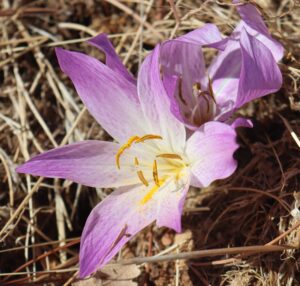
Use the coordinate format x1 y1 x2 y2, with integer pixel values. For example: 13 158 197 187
178 76 216 126
115 134 188 204
190 78 216 126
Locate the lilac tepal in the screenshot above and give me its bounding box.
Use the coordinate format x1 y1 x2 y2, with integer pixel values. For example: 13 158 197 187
16 37 240 277
160 2 283 130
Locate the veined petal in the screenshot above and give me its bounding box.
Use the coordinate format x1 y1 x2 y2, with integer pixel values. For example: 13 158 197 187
16 141 140 188
88 33 136 84
55 48 146 143
80 185 156 277
186 122 239 188
137 45 186 153
236 29 282 108
80 179 185 277
235 2 284 61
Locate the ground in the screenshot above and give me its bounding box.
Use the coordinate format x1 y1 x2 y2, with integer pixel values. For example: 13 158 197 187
0 0 300 285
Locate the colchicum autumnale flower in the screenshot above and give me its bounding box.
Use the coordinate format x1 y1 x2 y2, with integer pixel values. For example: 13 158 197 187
17 38 240 277
160 2 284 129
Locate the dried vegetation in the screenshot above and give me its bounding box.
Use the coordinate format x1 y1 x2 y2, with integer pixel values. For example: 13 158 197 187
1 0 300 285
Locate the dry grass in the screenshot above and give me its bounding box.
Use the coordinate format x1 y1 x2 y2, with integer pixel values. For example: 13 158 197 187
1 0 300 285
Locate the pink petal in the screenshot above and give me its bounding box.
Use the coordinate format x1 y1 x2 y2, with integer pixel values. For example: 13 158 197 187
236 29 282 108
177 23 225 49
230 117 253 129
209 28 282 119
161 35 206 113
80 176 191 277
16 141 140 188
137 45 186 152
80 185 154 277
55 48 145 143
208 38 241 119
236 2 284 61
186 122 239 188
88 33 136 84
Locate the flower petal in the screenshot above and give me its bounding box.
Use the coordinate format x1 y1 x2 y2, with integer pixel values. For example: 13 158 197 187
209 28 282 119
160 24 224 123
16 141 140 188
235 2 284 61
80 174 191 277
236 29 282 108
208 38 241 119
161 36 206 112
186 122 239 188
80 185 155 277
137 45 186 153
230 117 253 129
176 23 225 48
156 179 190 233
88 33 136 84
55 48 145 143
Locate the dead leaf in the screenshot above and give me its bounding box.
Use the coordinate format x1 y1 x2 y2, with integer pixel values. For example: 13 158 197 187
73 264 141 286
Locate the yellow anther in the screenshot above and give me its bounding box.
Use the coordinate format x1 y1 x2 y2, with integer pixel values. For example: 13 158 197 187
137 170 149 187
135 134 162 143
156 153 183 160
193 82 201 92
116 134 163 169
153 160 160 187
116 136 140 169
134 157 139 166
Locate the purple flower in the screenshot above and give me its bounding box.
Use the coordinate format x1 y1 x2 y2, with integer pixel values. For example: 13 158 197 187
16 37 239 277
160 2 283 129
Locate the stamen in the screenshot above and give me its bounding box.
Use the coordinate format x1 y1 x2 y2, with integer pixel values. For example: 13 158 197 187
208 76 216 104
153 160 160 186
199 91 211 114
193 82 201 92
178 77 187 105
116 134 163 169
137 170 149 187
135 134 162 143
116 136 140 169
156 153 183 160
134 157 139 166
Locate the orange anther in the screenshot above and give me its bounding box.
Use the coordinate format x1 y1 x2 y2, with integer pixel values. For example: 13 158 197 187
153 160 160 187
156 153 183 160
116 136 140 169
137 170 149 187
178 77 187 105
135 134 162 143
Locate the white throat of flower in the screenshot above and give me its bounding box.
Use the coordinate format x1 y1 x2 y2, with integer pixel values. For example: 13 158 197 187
115 134 189 204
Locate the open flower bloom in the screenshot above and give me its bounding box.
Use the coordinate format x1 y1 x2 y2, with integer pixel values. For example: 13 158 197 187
17 39 240 277
160 2 284 129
